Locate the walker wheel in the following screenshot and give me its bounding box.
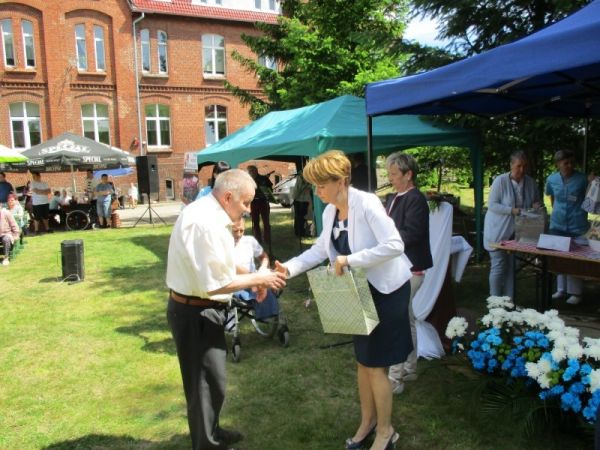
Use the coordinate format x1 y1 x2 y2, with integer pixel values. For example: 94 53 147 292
278 326 290 347
232 343 241 363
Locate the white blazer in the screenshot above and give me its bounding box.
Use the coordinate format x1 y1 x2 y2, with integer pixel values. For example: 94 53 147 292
285 187 413 294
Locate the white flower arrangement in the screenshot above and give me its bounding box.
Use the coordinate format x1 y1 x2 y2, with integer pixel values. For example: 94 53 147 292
445 316 468 339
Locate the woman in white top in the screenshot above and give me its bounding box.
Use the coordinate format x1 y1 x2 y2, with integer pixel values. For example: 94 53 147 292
276 150 412 450
30 172 51 234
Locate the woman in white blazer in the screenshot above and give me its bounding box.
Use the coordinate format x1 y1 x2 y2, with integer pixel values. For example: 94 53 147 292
275 150 412 450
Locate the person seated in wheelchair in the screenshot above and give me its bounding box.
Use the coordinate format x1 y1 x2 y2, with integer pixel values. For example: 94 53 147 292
231 216 279 320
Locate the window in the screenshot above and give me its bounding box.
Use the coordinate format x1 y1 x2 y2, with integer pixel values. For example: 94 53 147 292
140 29 150 72
94 25 105 71
22 20 35 68
75 24 87 70
157 30 168 74
259 54 277 70
269 0 276 10
81 103 110 144
255 0 261 8
1 19 15 67
204 105 227 145
145 104 171 147
202 34 224 76
10 102 41 149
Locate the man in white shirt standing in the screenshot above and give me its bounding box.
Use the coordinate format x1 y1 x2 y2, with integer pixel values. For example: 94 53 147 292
30 172 51 234
166 169 286 450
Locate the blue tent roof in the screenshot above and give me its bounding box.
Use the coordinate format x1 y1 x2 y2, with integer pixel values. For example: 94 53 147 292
365 1 600 117
196 95 477 167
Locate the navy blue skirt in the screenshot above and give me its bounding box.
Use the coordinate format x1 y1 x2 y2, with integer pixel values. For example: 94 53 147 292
353 281 412 368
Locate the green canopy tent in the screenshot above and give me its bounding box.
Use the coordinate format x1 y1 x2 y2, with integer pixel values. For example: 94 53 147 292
195 95 481 239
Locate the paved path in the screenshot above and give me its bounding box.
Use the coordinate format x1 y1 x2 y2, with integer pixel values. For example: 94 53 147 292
116 201 290 227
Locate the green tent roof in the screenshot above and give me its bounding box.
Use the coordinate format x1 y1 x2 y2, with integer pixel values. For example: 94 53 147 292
196 95 478 166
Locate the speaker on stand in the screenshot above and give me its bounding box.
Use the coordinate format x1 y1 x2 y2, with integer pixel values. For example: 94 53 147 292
134 155 166 226
61 239 85 282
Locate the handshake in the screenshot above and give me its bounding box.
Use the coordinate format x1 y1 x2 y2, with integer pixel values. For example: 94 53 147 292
251 265 288 302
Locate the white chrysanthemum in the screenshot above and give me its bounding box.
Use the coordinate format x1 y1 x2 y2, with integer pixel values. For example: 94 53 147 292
551 347 567 362
545 318 566 331
583 344 600 360
445 317 468 339
538 374 551 389
544 309 560 318
564 327 580 339
525 362 541 379
486 296 514 310
566 343 584 360
553 336 571 349
548 329 565 341
589 369 600 392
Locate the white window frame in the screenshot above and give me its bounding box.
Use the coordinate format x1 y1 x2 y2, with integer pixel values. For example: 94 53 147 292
140 28 150 72
157 30 168 74
81 103 110 145
145 104 171 148
75 24 87 70
21 20 35 68
10 102 41 149
93 25 105 72
1 19 15 67
202 34 225 77
204 104 227 146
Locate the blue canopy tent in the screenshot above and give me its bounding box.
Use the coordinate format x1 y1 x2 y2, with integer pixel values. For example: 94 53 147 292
365 0 600 257
195 95 479 231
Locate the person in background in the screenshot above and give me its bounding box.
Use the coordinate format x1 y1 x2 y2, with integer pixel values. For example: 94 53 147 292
546 149 589 305
231 216 280 320
350 152 377 192
6 193 26 231
48 190 63 228
22 180 33 218
30 172 51 235
275 150 412 450
247 165 273 253
196 161 231 200
58 189 72 207
291 170 312 238
85 169 98 211
166 169 286 450
0 171 15 206
385 152 433 395
0 207 19 266
484 151 541 299
127 182 139 209
94 174 114 228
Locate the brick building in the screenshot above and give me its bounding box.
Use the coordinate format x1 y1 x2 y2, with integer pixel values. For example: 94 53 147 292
0 0 293 199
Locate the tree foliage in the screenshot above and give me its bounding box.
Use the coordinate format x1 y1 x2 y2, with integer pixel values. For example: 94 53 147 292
226 0 409 119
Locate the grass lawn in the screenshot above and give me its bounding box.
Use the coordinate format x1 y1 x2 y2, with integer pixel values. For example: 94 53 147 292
0 210 592 449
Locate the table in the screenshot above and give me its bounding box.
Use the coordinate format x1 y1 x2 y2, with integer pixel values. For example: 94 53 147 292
491 240 600 310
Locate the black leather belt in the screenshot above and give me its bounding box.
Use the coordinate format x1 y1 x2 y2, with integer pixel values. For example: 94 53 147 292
169 290 228 309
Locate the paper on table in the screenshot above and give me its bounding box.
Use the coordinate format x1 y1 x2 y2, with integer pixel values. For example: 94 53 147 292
536 233 571 252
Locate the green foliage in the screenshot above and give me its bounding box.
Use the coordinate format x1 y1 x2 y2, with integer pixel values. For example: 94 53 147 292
226 0 410 118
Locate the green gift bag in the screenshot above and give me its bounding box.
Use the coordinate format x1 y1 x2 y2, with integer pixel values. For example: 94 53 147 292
306 266 379 335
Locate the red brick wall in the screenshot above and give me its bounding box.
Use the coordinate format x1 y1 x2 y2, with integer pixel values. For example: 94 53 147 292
0 0 292 200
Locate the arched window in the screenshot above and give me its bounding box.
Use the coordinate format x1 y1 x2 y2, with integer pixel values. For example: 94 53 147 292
204 105 227 145
10 102 41 149
145 104 171 147
22 20 35 68
202 34 224 76
140 29 150 72
81 103 110 144
157 30 168 74
1 19 15 67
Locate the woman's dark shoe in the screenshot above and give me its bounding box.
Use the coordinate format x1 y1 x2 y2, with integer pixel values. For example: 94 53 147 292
384 431 399 450
216 427 244 445
344 424 376 450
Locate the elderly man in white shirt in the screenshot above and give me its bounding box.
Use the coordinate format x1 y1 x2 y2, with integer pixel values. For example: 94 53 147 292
166 169 286 450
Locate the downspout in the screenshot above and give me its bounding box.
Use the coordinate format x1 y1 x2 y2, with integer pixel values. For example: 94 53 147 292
132 12 145 156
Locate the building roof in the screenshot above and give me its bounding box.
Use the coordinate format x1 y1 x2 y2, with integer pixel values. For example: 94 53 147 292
128 0 280 24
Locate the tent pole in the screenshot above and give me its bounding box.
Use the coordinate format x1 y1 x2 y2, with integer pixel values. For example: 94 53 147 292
367 115 373 192
583 115 589 174
71 165 76 195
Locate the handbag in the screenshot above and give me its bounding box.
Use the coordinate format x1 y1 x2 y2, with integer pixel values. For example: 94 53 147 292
306 266 379 335
582 177 600 214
